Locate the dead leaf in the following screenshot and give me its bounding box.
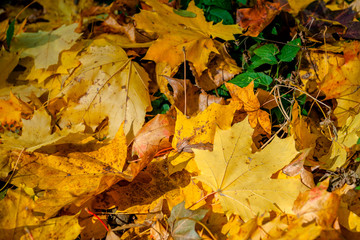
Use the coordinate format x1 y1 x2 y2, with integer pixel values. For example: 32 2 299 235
132 113 175 159
172 102 237 153
58 38 152 141
11 23 81 69
227 82 271 134
236 0 281 37
293 183 340 227
194 118 307 221
133 0 242 76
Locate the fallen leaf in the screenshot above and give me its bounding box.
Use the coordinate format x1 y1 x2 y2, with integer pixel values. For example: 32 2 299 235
193 119 307 221
132 113 175 159
287 0 315 14
226 82 271 134
58 37 152 141
172 102 237 153
3 123 127 220
0 92 33 130
168 201 208 240
236 0 281 37
293 184 340 227
0 49 19 87
1 108 85 152
320 112 360 170
133 0 242 76
11 23 81 69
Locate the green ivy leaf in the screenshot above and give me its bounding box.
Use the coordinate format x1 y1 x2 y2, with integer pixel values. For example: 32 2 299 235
254 44 279 63
202 0 232 10
277 38 301 62
229 71 273 87
207 7 234 24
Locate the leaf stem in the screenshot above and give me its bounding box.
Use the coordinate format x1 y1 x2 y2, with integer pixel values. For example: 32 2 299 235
85 207 109 232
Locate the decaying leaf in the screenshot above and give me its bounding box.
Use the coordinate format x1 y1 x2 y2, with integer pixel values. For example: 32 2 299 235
236 0 281 37
194 119 307 220
133 0 242 76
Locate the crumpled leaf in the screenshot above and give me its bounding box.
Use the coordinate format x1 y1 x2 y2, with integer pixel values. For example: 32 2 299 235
168 201 208 240
236 0 281 37
193 119 307 221
11 23 81 69
133 0 242 76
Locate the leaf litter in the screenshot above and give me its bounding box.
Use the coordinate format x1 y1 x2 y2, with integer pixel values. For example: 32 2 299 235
0 0 360 239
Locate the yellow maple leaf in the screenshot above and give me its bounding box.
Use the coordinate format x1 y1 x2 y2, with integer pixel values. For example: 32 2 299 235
193 119 307 221
172 102 237 152
5 123 127 220
226 82 271 134
133 0 242 76
58 38 152 141
11 23 81 69
0 186 82 240
320 112 360 170
1 108 85 152
300 41 360 127
0 49 19 88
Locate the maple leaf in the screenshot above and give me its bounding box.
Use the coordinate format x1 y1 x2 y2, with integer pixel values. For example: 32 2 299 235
58 38 152 141
193 119 307 221
226 82 271 134
320 112 360 170
0 186 82 239
172 102 238 153
1 108 85 152
11 23 81 69
168 201 208 240
2 123 127 220
0 49 19 87
133 0 242 76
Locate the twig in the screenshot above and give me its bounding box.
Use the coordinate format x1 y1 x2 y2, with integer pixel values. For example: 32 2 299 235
183 46 187 116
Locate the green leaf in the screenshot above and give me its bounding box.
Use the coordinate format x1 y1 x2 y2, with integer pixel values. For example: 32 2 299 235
296 94 306 106
357 138 360 144
277 38 301 62
168 202 207 240
202 0 232 10
207 7 234 24
254 44 279 63
173 9 197 18
236 0 247 5
6 19 15 48
229 72 273 87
